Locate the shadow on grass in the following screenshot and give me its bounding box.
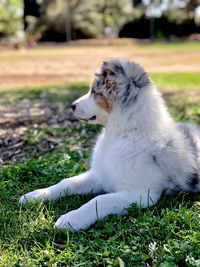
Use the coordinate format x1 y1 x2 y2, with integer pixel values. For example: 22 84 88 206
0 82 199 164
0 82 95 164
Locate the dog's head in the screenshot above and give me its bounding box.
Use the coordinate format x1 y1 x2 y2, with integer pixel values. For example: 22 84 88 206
71 59 151 125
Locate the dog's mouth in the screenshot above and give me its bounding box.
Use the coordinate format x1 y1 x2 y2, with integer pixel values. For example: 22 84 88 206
78 115 97 122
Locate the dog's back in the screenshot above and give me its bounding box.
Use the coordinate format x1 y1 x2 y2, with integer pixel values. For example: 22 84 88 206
178 122 200 158
178 123 200 191
151 121 200 194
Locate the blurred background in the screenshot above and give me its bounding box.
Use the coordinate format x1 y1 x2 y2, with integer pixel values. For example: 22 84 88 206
0 0 200 89
1 0 200 44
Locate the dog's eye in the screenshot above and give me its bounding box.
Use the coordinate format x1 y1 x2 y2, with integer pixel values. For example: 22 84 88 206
91 88 103 97
92 91 103 97
96 92 103 96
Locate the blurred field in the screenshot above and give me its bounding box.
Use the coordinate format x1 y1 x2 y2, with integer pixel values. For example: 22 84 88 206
0 41 200 90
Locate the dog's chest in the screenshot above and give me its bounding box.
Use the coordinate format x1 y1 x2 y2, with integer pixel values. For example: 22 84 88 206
91 133 149 191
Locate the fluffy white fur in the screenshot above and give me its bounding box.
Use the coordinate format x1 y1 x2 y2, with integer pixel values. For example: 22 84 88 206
19 59 200 231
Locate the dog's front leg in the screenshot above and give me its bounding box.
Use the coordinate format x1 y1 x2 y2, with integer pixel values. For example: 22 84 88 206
55 190 160 231
19 171 101 203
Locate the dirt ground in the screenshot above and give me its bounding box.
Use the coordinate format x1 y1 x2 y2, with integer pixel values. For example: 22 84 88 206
0 42 200 89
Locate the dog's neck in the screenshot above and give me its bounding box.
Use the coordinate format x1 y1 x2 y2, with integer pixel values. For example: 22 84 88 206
104 87 175 140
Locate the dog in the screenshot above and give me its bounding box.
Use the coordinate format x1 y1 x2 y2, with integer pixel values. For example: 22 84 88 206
20 59 200 231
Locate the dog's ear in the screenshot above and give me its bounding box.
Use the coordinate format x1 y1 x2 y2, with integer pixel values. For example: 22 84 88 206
102 60 125 77
101 61 115 79
100 59 151 106
101 60 124 99
101 60 136 103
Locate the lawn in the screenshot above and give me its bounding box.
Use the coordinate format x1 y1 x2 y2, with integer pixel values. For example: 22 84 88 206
0 43 200 266
0 41 199 89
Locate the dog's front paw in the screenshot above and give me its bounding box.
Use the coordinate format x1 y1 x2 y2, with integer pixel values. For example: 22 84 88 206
55 211 89 231
19 188 50 204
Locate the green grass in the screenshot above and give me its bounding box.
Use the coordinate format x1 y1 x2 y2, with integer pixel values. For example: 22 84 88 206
0 74 199 266
151 72 200 90
144 41 200 51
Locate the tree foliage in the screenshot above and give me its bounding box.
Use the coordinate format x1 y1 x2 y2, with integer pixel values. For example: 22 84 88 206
0 0 23 37
120 0 200 39
26 0 132 40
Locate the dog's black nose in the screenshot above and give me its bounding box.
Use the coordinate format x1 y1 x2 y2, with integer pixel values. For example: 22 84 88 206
71 104 76 111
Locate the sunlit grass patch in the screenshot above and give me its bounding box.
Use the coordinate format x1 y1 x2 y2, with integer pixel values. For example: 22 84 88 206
0 41 199 89
151 72 200 90
144 41 200 51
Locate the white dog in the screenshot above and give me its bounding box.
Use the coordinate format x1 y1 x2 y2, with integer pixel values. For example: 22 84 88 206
20 59 200 231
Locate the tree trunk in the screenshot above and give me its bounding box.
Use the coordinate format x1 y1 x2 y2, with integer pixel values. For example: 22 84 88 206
150 17 155 41
66 0 72 42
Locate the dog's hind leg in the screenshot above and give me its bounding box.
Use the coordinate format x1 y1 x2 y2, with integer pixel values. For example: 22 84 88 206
55 190 160 231
19 171 101 204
